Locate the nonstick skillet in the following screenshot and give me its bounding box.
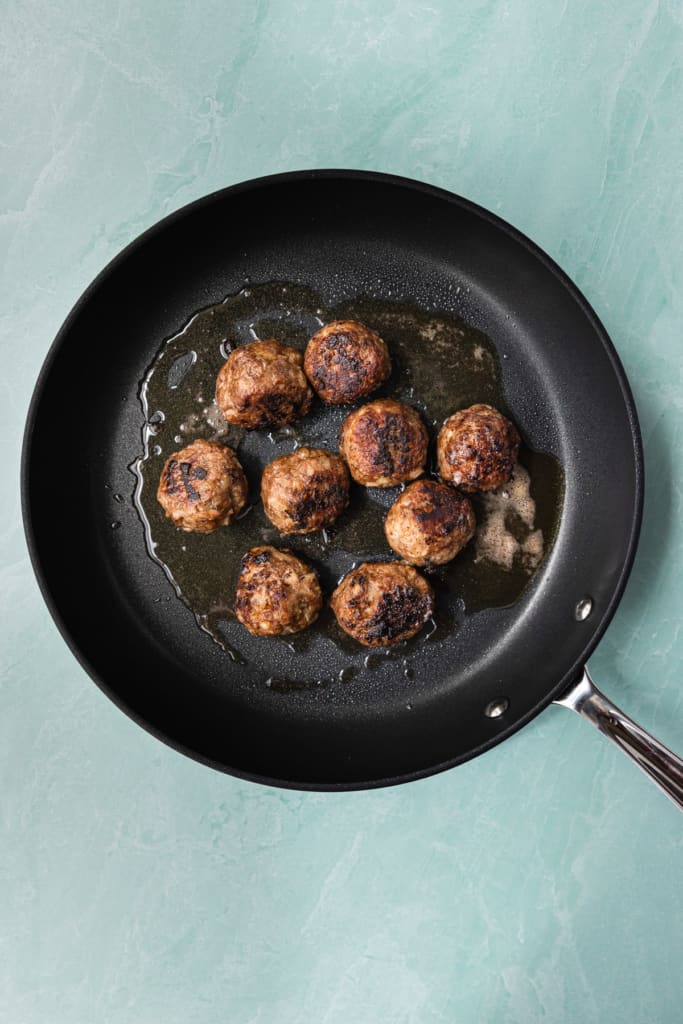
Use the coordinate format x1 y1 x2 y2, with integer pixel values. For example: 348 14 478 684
21 170 683 806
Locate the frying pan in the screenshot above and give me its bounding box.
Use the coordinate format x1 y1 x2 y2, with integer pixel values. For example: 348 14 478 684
21 170 683 806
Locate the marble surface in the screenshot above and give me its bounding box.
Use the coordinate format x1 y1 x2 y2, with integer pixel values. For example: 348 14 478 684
2 1 683 1020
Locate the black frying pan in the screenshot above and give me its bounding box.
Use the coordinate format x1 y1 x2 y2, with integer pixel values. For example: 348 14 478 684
21 170 683 804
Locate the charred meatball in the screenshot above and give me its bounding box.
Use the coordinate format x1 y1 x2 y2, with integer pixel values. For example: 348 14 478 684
157 438 248 533
216 338 312 430
261 447 350 534
339 398 428 487
304 320 391 404
331 561 434 647
384 480 475 566
234 546 322 636
437 404 520 492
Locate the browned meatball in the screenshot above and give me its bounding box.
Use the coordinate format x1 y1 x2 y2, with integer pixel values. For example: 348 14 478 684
339 398 428 487
261 447 350 534
216 338 313 430
157 438 248 533
304 320 391 404
234 546 322 636
331 561 434 647
437 404 520 492
385 480 476 566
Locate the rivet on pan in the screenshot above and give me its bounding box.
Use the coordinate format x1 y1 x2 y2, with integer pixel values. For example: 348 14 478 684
485 698 509 719
575 597 593 621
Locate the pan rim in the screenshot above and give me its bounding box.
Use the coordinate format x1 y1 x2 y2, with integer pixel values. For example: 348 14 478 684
21 168 644 791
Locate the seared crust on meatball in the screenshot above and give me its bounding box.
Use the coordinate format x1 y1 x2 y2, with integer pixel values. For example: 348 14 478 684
234 546 322 636
339 398 428 487
261 447 350 534
385 480 476 566
216 338 313 430
304 320 391 404
437 404 520 492
331 561 434 647
157 438 248 533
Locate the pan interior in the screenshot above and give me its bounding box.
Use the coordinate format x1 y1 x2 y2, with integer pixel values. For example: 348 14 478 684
23 173 641 787
133 280 563 683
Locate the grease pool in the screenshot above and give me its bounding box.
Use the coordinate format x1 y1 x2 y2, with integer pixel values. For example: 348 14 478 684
131 281 563 675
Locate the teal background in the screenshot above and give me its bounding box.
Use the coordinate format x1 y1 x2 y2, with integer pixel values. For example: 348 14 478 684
3 1 683 1021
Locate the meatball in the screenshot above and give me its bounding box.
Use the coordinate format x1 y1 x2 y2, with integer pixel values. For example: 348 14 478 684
437 404 520 492
216 338 312 430
234 546 322 636
385 480 476 566
304 320 391 404
261 447 350 534
339 398 428 487
157 438 248 533
331 561 434 647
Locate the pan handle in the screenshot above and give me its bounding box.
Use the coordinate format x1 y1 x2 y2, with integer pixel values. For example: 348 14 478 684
554 668 683 812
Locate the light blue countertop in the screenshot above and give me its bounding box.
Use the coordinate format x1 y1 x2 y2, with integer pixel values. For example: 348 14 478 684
2 2 682 1021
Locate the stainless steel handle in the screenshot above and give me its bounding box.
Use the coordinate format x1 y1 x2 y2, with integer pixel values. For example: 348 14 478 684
554 667 683 812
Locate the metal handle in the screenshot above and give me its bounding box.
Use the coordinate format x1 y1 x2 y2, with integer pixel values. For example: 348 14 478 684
554 667 683 812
